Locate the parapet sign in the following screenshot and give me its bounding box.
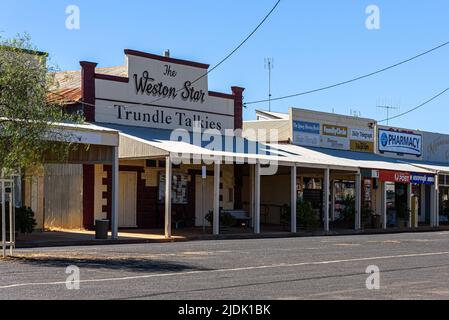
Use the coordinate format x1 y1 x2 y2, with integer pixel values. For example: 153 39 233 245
94 50 235 132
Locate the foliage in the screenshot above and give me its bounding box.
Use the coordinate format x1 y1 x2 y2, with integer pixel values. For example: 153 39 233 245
297 199 319 229
337 194 355 225
205 210 236 227
0 33 84 175
0 205 36 235
361 204 375 227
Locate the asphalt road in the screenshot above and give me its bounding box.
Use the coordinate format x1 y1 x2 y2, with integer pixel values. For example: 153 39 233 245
1 231 449 300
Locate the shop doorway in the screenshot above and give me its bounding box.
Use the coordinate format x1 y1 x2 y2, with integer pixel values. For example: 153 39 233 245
195 175 214 227
119 172 137 228
386 182 410 228
439 186 449 225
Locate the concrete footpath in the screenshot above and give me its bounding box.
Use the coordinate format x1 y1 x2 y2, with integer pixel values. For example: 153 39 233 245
13 226 449 248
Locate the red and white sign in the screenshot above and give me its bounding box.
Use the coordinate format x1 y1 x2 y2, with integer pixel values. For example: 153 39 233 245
378 170 411 183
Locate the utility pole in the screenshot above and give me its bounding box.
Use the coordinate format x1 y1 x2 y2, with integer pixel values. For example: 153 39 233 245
264 58 274 112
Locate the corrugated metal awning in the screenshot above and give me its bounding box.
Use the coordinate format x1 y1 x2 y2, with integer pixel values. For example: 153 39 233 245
100 124 360 171
270 144 433 174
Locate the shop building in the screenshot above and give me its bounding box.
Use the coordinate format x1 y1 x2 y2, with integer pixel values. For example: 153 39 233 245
244 108 448 231
38 49 357 238
23 49 448 239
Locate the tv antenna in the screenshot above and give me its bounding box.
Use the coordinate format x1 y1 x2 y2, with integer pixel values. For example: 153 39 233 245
264 58 274 112
377 98 400 125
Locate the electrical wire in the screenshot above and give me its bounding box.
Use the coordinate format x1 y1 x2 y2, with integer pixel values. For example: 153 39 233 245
378 85 449 123
244 41 449 106
148 0 281 105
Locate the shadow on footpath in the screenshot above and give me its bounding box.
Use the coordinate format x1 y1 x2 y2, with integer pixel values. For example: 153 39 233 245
6 255 210 273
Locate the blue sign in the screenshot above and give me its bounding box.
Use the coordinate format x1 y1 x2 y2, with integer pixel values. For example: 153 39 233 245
378 129 422 156
410 173 435 185
293 121 320 134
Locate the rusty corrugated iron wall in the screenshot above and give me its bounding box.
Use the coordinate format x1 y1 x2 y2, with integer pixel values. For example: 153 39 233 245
44 164 83 230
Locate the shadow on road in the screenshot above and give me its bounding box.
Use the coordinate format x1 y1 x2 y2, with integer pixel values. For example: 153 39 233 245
6 255 210 273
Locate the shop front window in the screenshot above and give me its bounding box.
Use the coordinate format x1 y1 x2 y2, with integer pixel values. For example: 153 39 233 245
158 173 189 204
439 186 449 224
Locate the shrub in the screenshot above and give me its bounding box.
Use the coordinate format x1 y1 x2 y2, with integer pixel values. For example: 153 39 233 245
297 199 319 229
205 210 236 227
0 205 36 235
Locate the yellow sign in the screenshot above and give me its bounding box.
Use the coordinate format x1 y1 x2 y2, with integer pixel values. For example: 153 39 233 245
322 124 348 138
350 140 374 153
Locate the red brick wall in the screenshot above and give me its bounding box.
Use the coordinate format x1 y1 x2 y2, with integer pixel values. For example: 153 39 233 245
80 61 97 122
231 86 245 130
101 166 198 229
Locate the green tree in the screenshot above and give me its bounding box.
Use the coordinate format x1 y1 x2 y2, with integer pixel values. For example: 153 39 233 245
0 34 83 175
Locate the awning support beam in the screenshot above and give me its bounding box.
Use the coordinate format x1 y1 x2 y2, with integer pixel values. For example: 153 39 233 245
165 155 172 239
324 168 330 233
213 162 220 235
111 146 119 240
254 162 261 234
291 166 297 233
382 181 387 230
355 173 362 231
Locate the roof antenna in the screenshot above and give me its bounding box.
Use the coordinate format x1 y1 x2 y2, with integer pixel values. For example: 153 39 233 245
264 58 274 112
377 97 399 125
163 49 170 57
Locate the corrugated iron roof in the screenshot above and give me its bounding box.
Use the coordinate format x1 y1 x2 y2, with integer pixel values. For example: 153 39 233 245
49 65 127 104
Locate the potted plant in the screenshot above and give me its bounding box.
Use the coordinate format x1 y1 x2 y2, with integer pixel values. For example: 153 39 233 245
205 210 236 230
296 199 319 230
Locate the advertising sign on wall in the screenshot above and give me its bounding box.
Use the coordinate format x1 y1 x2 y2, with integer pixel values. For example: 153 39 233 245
94 51 235 132
292 120 320 147
410 173 435 185
378 170 411 183
290 108 375 153
349 128 375 152
378 129 422 157
422 131 449 163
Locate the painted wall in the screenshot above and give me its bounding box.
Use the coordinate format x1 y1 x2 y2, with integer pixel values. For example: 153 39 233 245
94 52 235 133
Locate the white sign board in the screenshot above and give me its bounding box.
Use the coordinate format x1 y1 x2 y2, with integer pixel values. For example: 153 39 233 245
94 52 235 133
378 128 422 157
423 131 449 163
291 110 375 153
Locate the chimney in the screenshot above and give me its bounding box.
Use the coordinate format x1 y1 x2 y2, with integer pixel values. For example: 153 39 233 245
163 49 170 57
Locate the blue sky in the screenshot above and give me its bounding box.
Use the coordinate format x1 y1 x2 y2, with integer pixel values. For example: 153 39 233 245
1 0 448 132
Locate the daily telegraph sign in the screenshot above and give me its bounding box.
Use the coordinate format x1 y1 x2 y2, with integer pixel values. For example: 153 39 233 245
378 129 422 157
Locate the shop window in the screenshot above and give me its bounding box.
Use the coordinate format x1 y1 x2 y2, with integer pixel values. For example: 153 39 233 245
158 173 189 204
146 160 157 168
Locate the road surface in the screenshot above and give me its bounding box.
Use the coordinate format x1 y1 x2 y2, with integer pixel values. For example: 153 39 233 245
1 231 449 299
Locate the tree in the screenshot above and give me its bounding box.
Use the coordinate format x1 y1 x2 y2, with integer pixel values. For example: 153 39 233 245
0 33 83 176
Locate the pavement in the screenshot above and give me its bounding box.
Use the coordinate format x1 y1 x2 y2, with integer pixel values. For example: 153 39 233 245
14 226 449 248
1 231 449 300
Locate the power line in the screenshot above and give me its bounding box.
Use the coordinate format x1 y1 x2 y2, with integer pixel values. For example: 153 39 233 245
148 0 282 105
378 85 449 123
244 41 449 106
52 0 282 109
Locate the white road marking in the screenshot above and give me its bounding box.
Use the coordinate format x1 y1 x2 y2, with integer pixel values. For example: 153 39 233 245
1 251 449 290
